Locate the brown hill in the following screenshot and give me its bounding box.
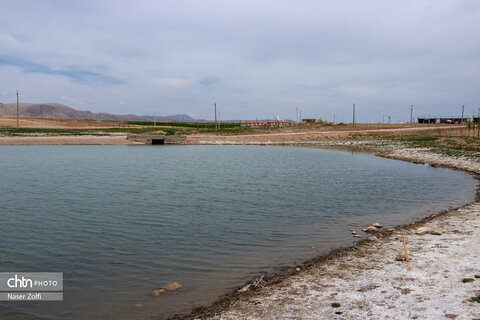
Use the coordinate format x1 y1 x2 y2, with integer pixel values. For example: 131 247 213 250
0 102 196 122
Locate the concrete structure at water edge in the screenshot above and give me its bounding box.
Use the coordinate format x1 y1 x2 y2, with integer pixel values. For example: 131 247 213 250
127 134 186 145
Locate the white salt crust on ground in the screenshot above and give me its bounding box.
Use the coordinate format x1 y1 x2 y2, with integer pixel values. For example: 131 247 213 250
205 148 480 320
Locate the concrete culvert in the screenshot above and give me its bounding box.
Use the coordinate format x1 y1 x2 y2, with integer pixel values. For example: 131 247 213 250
152 139 165 145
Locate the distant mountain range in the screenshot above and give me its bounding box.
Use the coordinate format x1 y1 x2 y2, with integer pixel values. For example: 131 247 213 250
0 102 198 122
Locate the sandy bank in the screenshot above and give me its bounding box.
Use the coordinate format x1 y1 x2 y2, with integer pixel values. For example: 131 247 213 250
187 147 480 320
0 135 132 145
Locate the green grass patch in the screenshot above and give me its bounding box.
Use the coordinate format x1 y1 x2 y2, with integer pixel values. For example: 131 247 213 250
331 303 341 308
126 121 240 129
469 295 480 303
127 121 255 135
462 278 474 283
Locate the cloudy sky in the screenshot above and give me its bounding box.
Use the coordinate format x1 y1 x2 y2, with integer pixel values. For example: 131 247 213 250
1 0 479 122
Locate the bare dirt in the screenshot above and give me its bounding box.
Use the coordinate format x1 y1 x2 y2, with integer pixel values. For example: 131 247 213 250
0 115 123 128
0 135 132 145
184 125 466 145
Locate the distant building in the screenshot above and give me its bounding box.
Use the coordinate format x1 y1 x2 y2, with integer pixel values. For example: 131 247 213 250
417 117 468 124
240 121 265 127
266 120 289 127
301 119 316 124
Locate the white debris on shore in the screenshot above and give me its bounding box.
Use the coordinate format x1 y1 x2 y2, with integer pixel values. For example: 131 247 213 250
208 203 480 320
204 148 480 320
387 147 480 174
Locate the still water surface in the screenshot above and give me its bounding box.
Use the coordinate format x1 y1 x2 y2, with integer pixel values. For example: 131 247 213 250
0 145 477 319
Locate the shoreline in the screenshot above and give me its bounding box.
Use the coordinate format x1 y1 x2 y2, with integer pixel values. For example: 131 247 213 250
181 144 480 320
2 133 478 318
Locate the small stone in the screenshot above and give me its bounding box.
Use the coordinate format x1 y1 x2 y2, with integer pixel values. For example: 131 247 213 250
238 284 251 292
430 228 442 235
416 226 442 235
368 236 378 241
395 252 406 261
135 303 144 308
153 289 166 296
372 222 382 228
353 235 362 238
363 226 377 233
165 282 182 290
387 228 395 232
350 230 357 235
401 288 411 294
416 227 431 235
296 267 301 272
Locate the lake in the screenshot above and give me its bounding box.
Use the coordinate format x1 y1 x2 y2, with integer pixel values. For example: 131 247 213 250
0 145 476 319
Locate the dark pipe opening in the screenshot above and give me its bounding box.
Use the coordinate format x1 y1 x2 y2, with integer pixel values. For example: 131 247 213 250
152 139 165 145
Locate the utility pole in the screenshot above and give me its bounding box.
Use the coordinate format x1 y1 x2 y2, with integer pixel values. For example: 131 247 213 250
214 102 217 131
16 90 19 128
296 107 299 124
333 115 336 124
352 103 356 126
154 112 156 126
383 115 385 124
410 105 414 124
462 105 464 123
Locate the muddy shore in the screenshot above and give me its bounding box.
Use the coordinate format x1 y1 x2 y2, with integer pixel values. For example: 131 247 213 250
181 145 480 320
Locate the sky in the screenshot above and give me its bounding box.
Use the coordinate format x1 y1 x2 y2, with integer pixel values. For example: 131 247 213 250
0 0 479 122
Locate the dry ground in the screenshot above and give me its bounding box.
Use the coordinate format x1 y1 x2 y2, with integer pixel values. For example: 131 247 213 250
0 115 122 128
184 126 466 145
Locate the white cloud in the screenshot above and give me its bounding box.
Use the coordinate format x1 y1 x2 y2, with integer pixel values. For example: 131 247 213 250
0 0 479 120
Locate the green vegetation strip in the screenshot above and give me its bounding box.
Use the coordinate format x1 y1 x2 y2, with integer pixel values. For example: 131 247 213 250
0 122 253 136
